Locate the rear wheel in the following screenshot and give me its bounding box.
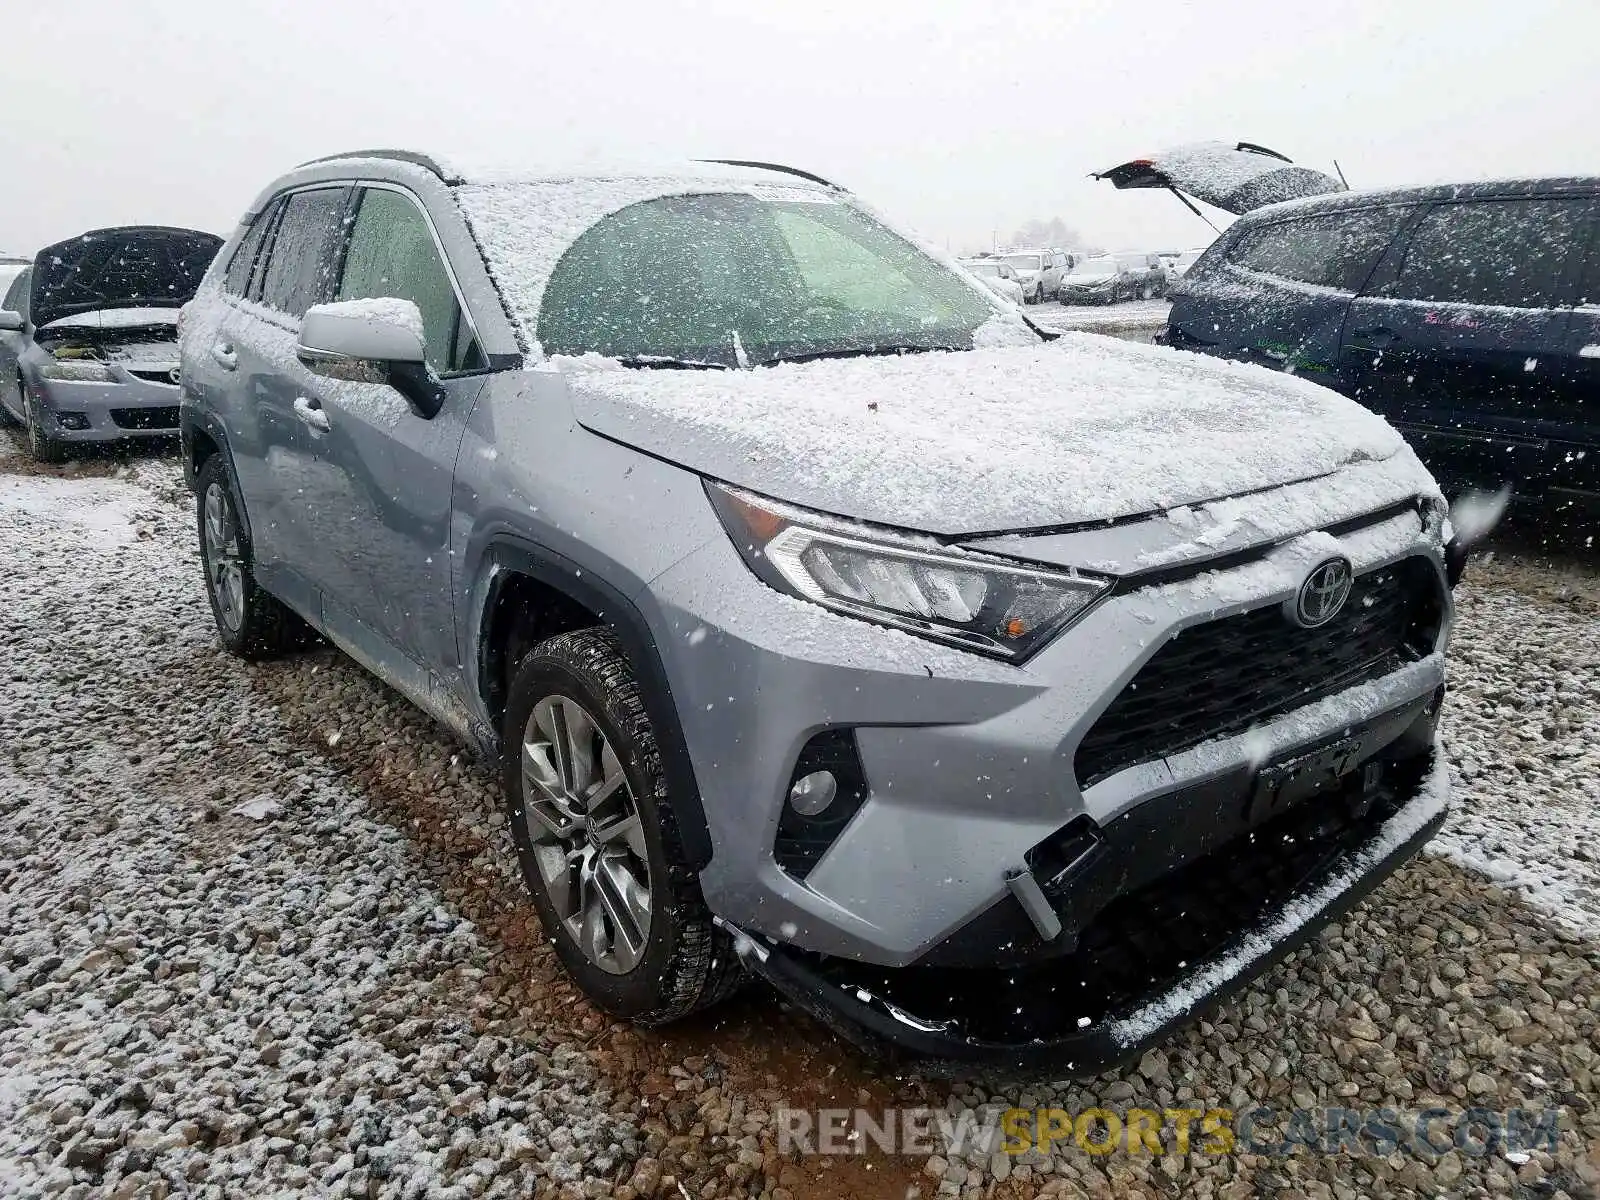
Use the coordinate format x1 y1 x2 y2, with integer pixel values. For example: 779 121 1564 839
22 388 68 463
502 627 741 1024
195 454 307 659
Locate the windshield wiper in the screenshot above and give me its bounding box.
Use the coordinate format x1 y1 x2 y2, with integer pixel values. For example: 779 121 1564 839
758 343 963 366
614 354 731 370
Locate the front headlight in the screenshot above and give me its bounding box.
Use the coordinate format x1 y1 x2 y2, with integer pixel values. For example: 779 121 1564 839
708 483 1110 661
39 360 117 383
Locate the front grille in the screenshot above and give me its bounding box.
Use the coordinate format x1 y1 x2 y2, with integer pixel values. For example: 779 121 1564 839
109 406 180 431
1075 558 1441 787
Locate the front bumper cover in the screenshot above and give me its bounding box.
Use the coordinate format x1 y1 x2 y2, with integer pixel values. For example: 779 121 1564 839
732 737 1448 1079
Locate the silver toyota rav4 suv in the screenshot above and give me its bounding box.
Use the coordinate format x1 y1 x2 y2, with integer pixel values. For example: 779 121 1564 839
179 150 1459 1075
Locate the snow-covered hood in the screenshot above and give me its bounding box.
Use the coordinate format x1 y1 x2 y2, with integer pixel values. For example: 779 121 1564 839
30 227 221 330
561 335 1436 536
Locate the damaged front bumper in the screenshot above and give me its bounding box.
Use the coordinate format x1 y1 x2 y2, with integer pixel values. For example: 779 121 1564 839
730 734 1449 1079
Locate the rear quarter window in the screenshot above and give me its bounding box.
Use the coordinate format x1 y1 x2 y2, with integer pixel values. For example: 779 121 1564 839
1226 206 1415 293
1379 197 1591 309
224 203 280 297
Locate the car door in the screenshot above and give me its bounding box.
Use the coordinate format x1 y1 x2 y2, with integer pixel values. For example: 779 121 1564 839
1545 201 1600 508
1168 205 1415 378
0 268 31 420
1339 196 1593 499
223 185 353 617
305 184 489 697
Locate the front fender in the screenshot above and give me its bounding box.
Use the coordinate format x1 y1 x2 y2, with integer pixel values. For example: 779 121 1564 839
464 532 715 870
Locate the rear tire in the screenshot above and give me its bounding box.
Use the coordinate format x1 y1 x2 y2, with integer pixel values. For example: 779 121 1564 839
195 454 307 660
502 627 741 1025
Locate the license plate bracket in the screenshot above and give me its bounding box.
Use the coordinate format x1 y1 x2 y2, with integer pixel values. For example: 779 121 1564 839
1248 734 1368 824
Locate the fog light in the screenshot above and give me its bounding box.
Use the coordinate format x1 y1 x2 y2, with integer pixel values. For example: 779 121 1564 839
57 412 90 431
788 770 837 816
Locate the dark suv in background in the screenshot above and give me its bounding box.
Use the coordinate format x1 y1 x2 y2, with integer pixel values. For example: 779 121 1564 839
1166 179 1600 516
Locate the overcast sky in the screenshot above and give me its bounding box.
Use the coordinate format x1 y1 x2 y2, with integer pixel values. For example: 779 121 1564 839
3 0 1594 258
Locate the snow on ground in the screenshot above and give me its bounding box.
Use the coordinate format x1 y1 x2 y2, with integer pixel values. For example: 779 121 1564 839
0 450 631 1198
1435 558 1600 937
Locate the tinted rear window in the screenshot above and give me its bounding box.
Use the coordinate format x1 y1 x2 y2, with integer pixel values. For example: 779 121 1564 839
1381 197 1589 309
256 188 347 317
1228 206 1414 292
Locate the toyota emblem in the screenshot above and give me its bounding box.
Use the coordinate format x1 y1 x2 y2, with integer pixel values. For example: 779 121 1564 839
1290 557 1353 628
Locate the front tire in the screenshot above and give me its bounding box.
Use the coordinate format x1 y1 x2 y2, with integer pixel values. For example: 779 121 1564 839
22 388 68 463
502 627 741 1025
195 454 306 659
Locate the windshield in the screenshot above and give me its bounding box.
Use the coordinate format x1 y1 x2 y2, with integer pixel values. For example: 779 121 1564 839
964 261 1001 277
1073 256 1118 275
999 253 1044 272
537 194 1001 367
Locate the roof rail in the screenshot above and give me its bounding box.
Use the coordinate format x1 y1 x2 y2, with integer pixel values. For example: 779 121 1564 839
697 159 846 191
296 149 459 183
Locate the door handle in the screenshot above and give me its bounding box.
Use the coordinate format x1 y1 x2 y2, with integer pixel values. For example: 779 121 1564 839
211 342 237 371
293 396 331 433
1351 326 1402 349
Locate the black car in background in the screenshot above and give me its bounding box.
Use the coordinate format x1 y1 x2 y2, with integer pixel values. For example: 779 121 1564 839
1164 178 1600 516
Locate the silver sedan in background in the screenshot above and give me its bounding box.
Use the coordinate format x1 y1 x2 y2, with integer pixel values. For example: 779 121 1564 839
0 226 220 461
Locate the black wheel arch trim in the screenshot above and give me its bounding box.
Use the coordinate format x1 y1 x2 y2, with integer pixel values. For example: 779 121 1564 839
180 407 254 550
473 534 714 870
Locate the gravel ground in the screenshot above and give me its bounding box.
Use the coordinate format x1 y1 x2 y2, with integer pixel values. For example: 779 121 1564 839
3 429 1598 1199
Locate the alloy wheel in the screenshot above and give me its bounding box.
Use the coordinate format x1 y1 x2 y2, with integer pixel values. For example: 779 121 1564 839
202 482 245 633
520 694 653 974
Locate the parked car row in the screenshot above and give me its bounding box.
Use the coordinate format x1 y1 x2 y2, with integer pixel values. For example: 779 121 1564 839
141 150 1460 1078
1058 252 1171 305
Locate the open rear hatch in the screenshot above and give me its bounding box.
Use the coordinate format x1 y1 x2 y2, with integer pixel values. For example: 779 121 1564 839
1094 141 1346 217
30 226 221 330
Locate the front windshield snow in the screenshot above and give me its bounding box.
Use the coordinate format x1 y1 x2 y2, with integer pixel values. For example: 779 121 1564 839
536 193 1000 367
999 253 1044 272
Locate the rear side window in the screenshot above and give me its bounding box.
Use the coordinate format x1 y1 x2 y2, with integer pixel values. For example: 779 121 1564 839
1382 198 1590 309
224 204 279 297
256 188 348 317
1229 207 1413 292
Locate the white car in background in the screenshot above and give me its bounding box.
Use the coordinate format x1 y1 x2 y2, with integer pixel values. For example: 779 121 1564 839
1166 246 1209 290
995 249 1067 304
959 258 1025 304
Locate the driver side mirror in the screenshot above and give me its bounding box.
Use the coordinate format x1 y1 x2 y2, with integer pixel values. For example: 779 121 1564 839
0 310 24 333
296 299 446 419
